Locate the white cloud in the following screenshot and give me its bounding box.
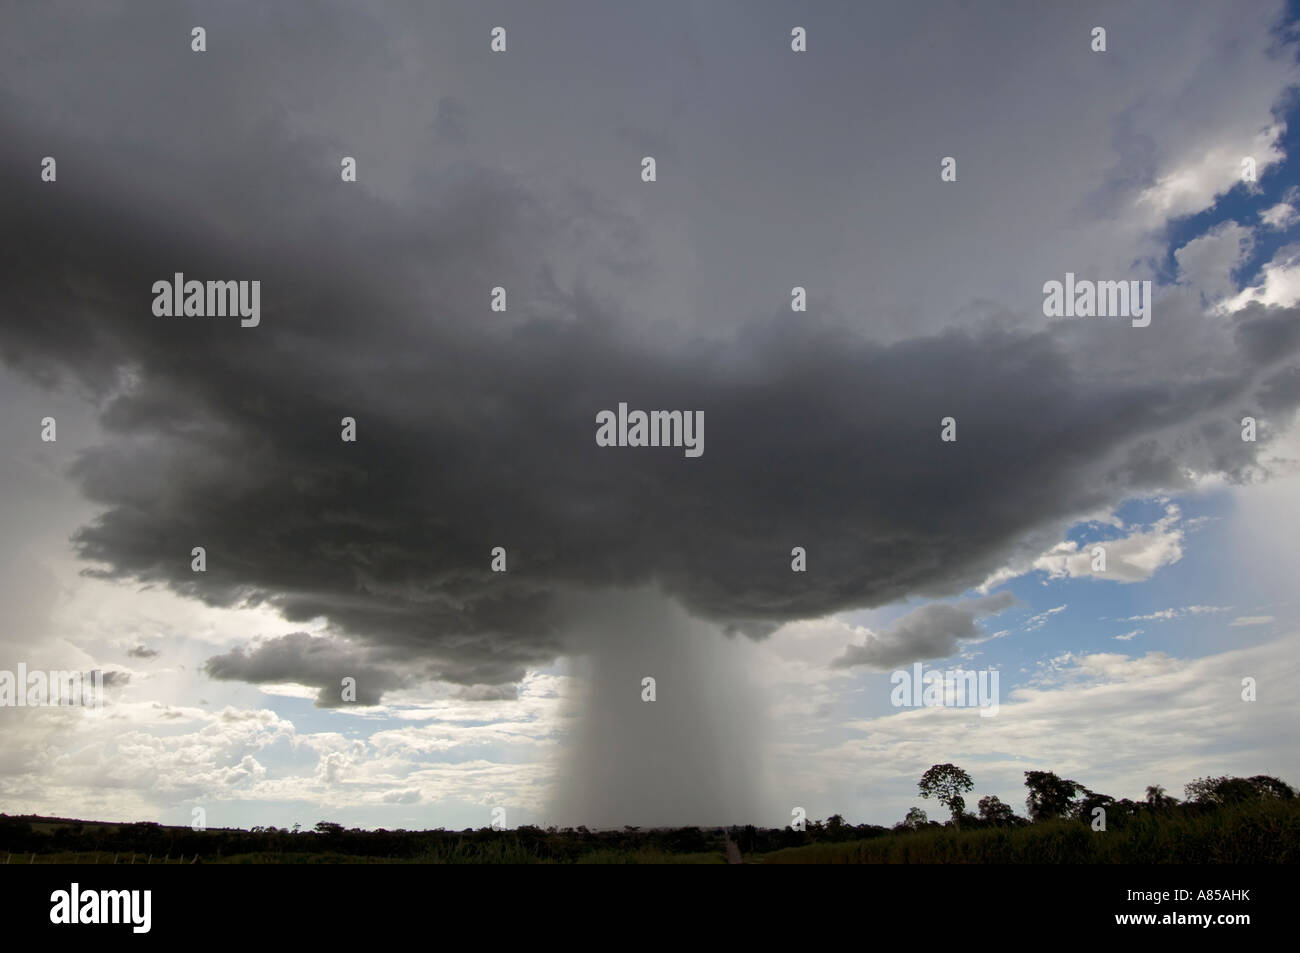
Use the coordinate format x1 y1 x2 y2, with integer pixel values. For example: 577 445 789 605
1136 124 1284 223
1222 244 1300 311
1025 605 1067 631
775 636 1300 825
1175 221 1255 302
981 506 1186 590
1260 201 1299 230
1124 605 1231 622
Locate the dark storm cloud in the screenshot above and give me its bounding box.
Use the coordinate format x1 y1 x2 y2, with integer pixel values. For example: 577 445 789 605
2 2 1299 703
127 645 159 659
432 97 470 147
3 122 1299 693
203 632 406 706
832 592 1017 671
1237 300 1300 363
451 683 519 701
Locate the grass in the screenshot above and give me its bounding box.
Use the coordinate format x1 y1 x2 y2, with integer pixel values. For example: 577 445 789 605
6 844 729 864
12 800 1298 863
574 849 725 864
757 800 1300 864
4 851 194 864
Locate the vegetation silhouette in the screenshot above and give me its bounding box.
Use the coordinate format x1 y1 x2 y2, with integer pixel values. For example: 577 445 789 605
2 768 1294 863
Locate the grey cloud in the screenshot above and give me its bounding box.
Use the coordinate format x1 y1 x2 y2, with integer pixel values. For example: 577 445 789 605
432 97 470 147
832 592 1018 671
1236 295 1300 363
203 632 410 707
1 2 1298 706
4 119 1299 700
452 683 519 702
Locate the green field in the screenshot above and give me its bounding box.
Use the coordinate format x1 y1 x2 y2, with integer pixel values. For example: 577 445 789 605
756 799 1300 864
5 780 1297 864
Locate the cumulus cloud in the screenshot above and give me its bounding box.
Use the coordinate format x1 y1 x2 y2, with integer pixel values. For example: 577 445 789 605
1175 221 1255 303
4 147 1297 700
775 636 1300 826
0 3 1294 710
2 1 1300 828
1223 244 1300 312
832 592 1017 670
203 632 413 707
1136 124 1285 221
1029 505 1186 584
1260 201 1299 230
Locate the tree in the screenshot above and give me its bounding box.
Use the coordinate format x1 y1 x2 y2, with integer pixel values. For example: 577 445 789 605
825 814 847 840
919 763 975 828
1075 788 1115 826
902 807 928 830
1023 770 1085 821
1186 775 1296 806
976 794 1017 825
1144 785 1178 811
1247 775 1296 800
1187 776 1255 805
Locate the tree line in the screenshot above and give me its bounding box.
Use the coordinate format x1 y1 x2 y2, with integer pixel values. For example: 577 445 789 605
906 763 1294 831
1 769 1290 860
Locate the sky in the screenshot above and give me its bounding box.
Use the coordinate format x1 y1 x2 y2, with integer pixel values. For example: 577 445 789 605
1 0 1299 832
